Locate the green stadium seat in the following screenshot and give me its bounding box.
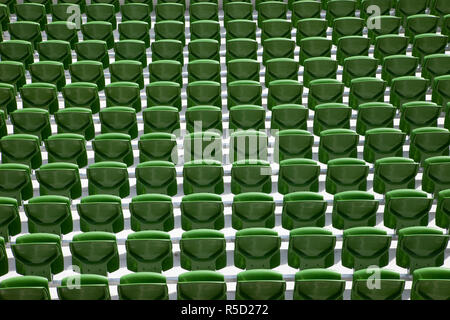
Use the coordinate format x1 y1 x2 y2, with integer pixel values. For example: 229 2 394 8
360 0 392 20
373 157 419 194
422 156 450 195
437 189 450 229
227 80 262 109
0 164 33 201
356 102 396 135
75 40 109 68
109 61 143 89
296 19 327 44
230 130 268 162
374 35 409 60
62 82 100 114
291 1 321 29
10 108 51 142
154 21 185 45
177 271 226 300
24 195 72 235
342 227 391 270
232 193 274 229
332 17 364 45
0 0 14 13
135 161 177 195
36 162 81 198
99 106 137 139
293 269 345 300
351 269 405 300
44 133 87 167
363 128 406 163
411 267 450 300
267 80 302 109
263 38 295 65
105 82 141 112
181 193 223 230
180 229 226 270
227 59 259 83
87 161 130 197
229 105 265 131
303 57 338 88
224 2 253 27
189 39 220 61
184 132 222 162
299 37 332 65
187 81 221 108
395 0 427 24
92 0 119 12
0 197 20 240
54 107 94 140
46 22 78 49
188 59 220 83
271 104 308 131
381 55 419 86
38 40 72 70
274 129 313 161
313 103 351 135
69 61 105 90
86 4 116 29
336 36 370 66
20 83 58 115
0 134 41 168
444 14 450 36
81 22 113 50
138 133 177 163
142 106 180 134
0 61 26 93
226 38 258 62
146 81 181 110
400 101 442 134
326 0 356 26
432 75 450 107
183 160 224 194
430 0 450 20
332 191 379 229
0 276 50 300
15 3 47 28
282 192 327 229
92 133 133 166
319 129 359 163
190 20 220 43
412 34 448 63
126 231 172 272
307 79 344 110
0 40 34 68
409 127 450 164
288 228 336 269
77 194 124 233
190 3 218 22
397 227 449 272
114 40 147 68
235 228 281 269
264 48 296 77
51 3 82 21
236 270 285 300
121 3 152 25
231 160 271 194
278 159 320 194
367 15 402 42
0 4 9 30
29 62 65 91
226 20 256 41
57 274 110 300
257 1 287 28
0 84 15 117
343 56 379 88
155 3 184 23
129 194 174 232
70 231 119 275
186 106 222 133
326 158 369 194
151 39 184 64
11 233 63 279
261 19 291 42
406 14 439 42
390 76 428 108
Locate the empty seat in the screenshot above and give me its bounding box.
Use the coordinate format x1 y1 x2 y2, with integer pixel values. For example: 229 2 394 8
319 129 359 163
187 81 221 108
188 59 221 83
0 61 26 92
406 14 439 42
342 227 391 270
265 58 299 84
232 193 275 229
92 133 133 166
0 197 20 240
409 127 450 164
121 3 152 24
299 37 332 65
154 21 185 45
326 0 356 26
363 128 406 163
129 194 174 232
77 195 124 233
271 104 309 131
36 162 81 199
184 132 222 162
235 228 281 269
151 39 184 65
54 107 95 140
190 3 218 22
142 106 180 134
8 21 41 48
430 0 450 21
180 193 223 230
0 134 41 168
337 36 370 65
230 130 268 162
99 106 137 139
155 3 184 23
313 103 351 135
126 231 173 272
282 192 327 229
227 80 262 109
303 57 338 88
293 269 345 300
10 108 51 142
356 102 396 135
224 2 253 27
0 40 34 69
350 77 386 110
231 160 271 194
0 84 15 116
177 271 226 300
180 229 226 270
278 159 320 194
135 161 177 195
20 83 59 114
86 4 116 29
119 21 150 48
191 20 221 43
342 56 379 87
288 228 336 269
296 18 327 43
412 34 448 63
400 102 442 134
257 1 287 27
351 269 405 300
307 79 344 110
92 0 119 12
291 1 321 28
44 133 87 167
0 3 8 30
51 3 82 21
0 276 51 300
81 21 114 49
374 35 409 60
87 161 130 197
11 233 63 280
261 19 291 42
326 158 369 194
183 160 224 194
390 76 428 108
368 15 401 43
411 267 450 300
396 0 427 24
422 156 450 195
69 61 105 90
38 34 71 64
333 191 379 229
361 0 392 19
274 129 314 161
146 81 181 110
444 14 450 36
267 80 302 109
29 62 66 91
226 38 258 62
57 274 110 300
24 195 72 235
138 133 177 163
75 40 109 68
186 106 222 133
432 75 450 107
105 82 141 112
114 40 147 67
263 38 295 65
236 270 285 300
332 17 364 45
188 39 220 61
382 55 419 86
373 157 419 194
397 227 449 272
70 231 119 275
229 105 265 131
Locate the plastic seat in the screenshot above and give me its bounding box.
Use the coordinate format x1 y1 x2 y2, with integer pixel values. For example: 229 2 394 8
257 1 287 27
0 164 32 202
278 159 320 194
225 20 256 40
326 0 356 26
57 274 110 300
0 0 14 13
184 132 222 162
395 0 427 24
126 231 172 272
104 82 141 112
303 57 338 88
236 270 285 300
232 193 274 229
15 3 46 28
397 227 449 272
92 0 119 12
186 81 221 108
86 4 116 29
0 134 41 168
24 196 72 235
109 63 143 91
288 228 336 269
336 36 370 66
227 80 262 109
350 77 386 110
151 40 184 65
374 35 409 60
99 106 137 139
332 17 364 45
307 79 344 110
29 62 65 91
412 34 448 63
0 3 9 30
0 40 34 69
274 130 314 162
422 156 450 195
0 62 26 94
121 3 151 25
185 106 222 133
235 228 281 269
76 195 124 233
0 276 50 300
75 40 109 68
92 133 133 166
326 158 369 194
282 192 327 229
291 1 321 28
271 104 309 131
432 75 450 107
230 131 268 162
229 105 264 131
296 19 327 44
114 40 147 68
87 161 130 197
10 108 51 142
8 21 42 50
261 19 291 42
423 53 450 85
183 160 224 194
360 0 392 19
11 233 63 280
142 106 180 134
409 127 450 164
231 160 272 194
390 76 428 108
190 3 218 23
227 59 259 83
224 2 252 27
319 129 359 163
44 133 87 168
411 267 450 300
135 161 177 195
444 14 450 36
367 15 401 43
190 20 220 44
154 21 185 46
381 55 419 86
342 56 379 87
146 82 181 110
129 194 173 232
177 271 226 300
0 197 20 240
363 128 406 163
180 193 223 230
430 0 450 21
351 269 405 300
51 3 81 22
36 163 81 198
399 101 442 135
293 269 345 300
70 232 119 275
267 80 302 110
155 3 184 23
313 103 351 135
119 21 150 48
81 22 114 50
188 59 220 83
332 191 379 229
20 83 59 115
54 108 94 140
406 14 439 42
356 102 396 135
342 227 391 270
437 189 450 229
373 157 419 194
263 38 295 65
188 39 220 62
69 61 105 90
299 37 332 65
226 38 258 62
180 230 226 270
266 59 299 85
62 83 100 114
138 133 177 163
